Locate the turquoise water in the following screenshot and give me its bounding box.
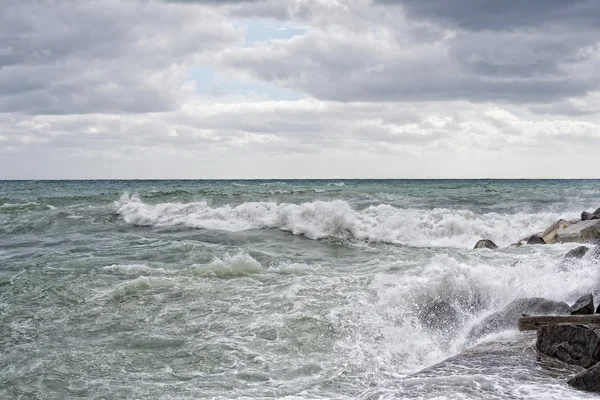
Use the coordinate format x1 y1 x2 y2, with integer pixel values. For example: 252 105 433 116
1 180 600 399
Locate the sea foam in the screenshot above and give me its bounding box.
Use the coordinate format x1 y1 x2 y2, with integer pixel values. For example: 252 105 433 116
115 193 578 248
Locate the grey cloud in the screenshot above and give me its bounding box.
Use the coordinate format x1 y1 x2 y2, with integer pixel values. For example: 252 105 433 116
0 0 240 115
218 26 600 104
376 0 600 31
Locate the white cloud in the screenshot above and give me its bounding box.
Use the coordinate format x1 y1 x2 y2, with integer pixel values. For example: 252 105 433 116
0 0 599 178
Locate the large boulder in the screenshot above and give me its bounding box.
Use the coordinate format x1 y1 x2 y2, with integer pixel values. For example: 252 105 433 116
526 234 546 245
467 297 570 341
473 239 498 250
557 220 600 243
541 219 572 244
581 211 599 221
568 361 600 393
570 294 594 315
537 324 600 368
564 246 590 259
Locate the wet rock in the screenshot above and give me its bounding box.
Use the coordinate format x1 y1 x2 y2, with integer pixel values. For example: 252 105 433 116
589 245 600 260
568 361 600 393
557 220 600 243
594 207 600 217
473 239 498 250
541 219 572 244
526 234 546 245
581 211 599 221
418 301 460 331
564 246 590 259
467 297 570 341
537 324 600 368
570 294 594 315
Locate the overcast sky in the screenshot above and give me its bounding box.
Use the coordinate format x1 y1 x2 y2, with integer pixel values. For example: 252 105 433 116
1 0 599 179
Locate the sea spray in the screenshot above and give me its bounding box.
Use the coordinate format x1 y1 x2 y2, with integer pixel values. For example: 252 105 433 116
115 193 581 248
3 179 600 399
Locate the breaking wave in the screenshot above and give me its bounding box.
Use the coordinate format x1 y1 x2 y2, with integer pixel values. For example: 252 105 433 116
114 193 579 248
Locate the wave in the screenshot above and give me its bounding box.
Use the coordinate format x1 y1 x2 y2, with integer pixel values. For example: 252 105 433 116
114 193 580 248
0 202 48 213
187 253 263 278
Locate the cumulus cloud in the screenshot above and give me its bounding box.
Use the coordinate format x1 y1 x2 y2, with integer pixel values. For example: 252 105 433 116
377 0 600 31
0 0 240 114
0 0 599 178
214 0 600 104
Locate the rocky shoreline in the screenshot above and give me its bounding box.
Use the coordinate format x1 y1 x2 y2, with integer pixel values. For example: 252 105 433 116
470 206 600 393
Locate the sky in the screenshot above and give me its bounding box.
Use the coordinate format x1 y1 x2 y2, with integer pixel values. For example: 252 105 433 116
1 0 599 179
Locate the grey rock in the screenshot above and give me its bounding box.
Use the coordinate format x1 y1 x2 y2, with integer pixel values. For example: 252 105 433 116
467 297 570 341
473 239 498 250
418 301 460 331
568 361 600 393
557 220 600 243
537 324 600 368
541 219 572 244
594 207 600 216
581 211 599 221
570 294 594 315
589 245 600 260
526 234 546 245
564 246 590 259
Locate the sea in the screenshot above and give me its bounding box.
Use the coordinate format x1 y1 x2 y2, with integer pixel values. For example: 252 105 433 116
1 179 599 399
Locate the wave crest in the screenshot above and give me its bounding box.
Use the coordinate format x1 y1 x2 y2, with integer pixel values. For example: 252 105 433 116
114 194 575 248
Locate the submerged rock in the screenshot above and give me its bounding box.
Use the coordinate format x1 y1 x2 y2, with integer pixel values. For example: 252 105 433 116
557 220 600 243
418 301 460 331
473 239 498 250
568 361 600 393
526 234 546 245
570 294 594 315
589 245 600 260
537 324 600 368
467 297 570 341
564 246 590 259
541 219 571 244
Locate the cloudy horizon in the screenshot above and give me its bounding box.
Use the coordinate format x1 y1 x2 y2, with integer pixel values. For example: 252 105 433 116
1 0 599 179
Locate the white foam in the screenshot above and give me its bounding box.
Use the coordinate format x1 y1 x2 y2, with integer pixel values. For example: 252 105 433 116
333 248 600 379
187 253 264 278
103 264 172 275
114 194 580 248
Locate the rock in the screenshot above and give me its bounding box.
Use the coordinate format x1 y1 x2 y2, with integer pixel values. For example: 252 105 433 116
467 297 570 341
582 211 599 221
418 301 460 331
594 207 600 217
557 220 600 243
526 234 546 245
537 324 600 368
589 245 600 260
570 294 594 315
473 239 498 250
564 246 590 259
568 361 600 393
541 219 572 244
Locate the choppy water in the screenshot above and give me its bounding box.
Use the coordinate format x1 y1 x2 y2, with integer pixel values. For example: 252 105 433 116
1 179 600 399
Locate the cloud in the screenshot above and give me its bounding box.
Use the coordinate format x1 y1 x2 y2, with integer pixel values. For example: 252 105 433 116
1 0 599 178
376 0 600 31
217 22 600 103
0 0 240 115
